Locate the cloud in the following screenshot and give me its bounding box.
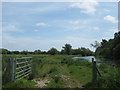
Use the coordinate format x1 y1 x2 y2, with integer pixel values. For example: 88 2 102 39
73 26 81 30
104 15 118 23
36 22 48 26
69 20 80 24
2 24 24 33
90 26 100 31
103 9 110 13
70 0 98 15
4 24 15 30
33 29 39 32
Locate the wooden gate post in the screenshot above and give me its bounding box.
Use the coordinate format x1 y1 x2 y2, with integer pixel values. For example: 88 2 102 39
92 58 97 82
10 58 16 82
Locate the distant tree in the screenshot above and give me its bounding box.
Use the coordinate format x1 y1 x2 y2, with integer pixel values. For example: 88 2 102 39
60 49 65 54
34 50 41 54
71 48 82 55
101 39 108 46
91 41 101 49
12 51 19 54
80 47 87 56
0 49 11 54
62 44 72 55
41 51 47 54
47 48 59 55
21 50 28 55
114 31 120 38
28 51 34 54
95 31 120 63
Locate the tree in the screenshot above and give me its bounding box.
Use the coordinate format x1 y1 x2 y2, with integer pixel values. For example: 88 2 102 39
114 31 120 38
101 39 108 46
34 50 41 54
12 51 19 54
0 49 11 54
95 31 120 63
62 44 72 55
60 49 65 54
91 41 101 49
41 51 47 54
20 50 28 55
47 48 59 55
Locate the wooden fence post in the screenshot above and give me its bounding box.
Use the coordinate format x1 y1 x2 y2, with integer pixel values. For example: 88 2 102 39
92 58 97 82
10 58 16 82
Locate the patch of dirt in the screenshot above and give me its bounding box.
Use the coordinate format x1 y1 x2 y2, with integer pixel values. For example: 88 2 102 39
32 78 50 88
61 75 82 88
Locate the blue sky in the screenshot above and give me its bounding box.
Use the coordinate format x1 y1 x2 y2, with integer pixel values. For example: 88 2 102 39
2 2 118 51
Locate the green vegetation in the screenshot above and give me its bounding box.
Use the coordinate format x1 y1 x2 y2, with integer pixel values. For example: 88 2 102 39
2 36 120 88
2 54 120 88
0 43 94 56
2 55 92 88
85 64 120 88
47 48 59 55
92 31 120 64
2 79 36 88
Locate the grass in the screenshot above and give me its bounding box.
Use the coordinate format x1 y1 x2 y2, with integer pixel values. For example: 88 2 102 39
2 54 120 88
2 79 36 88
84 63 120 88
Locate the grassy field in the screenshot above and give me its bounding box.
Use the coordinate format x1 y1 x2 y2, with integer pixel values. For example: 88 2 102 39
2 54 120 88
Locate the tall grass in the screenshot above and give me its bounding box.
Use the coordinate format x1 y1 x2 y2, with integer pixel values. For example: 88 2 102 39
84 63 120 88
2 79 36 88
2 54 120 88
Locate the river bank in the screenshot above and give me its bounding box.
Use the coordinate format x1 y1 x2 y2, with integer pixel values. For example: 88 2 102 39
72 56 120 67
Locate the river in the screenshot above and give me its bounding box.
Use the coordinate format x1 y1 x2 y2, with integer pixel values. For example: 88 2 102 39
72 56 119 66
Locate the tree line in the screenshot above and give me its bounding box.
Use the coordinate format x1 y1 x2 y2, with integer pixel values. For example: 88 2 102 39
92 31 120 61
0 44 94 56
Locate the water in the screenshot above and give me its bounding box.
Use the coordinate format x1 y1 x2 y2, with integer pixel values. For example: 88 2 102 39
72 56 119 66
72 56 98 62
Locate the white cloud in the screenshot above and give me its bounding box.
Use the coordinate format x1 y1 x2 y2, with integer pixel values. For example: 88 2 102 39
69 20 87 25
33 29 39 32
90 26 100 31
3 24 15 31
2 24 24 33
36 22 48 26
69 20 80 24
70 0 98 15
104 15 118 23
73 26 81 30
103 9 110 13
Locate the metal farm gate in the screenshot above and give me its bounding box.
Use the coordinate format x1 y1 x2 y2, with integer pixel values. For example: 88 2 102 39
9 57 32 81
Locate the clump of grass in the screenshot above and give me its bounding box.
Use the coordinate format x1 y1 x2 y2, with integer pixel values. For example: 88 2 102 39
3 79 36 88
52 76 61 83
85 64 120 88
48 67 57 74
46 75 65 88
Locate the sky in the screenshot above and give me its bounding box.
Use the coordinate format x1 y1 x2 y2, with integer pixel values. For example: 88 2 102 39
2 2 118 51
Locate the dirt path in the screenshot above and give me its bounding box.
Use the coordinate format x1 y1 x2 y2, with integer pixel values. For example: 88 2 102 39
32 78 50 88
61 75 82 88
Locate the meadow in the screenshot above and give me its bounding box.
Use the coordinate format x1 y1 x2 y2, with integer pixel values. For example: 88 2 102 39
2 54 120 88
